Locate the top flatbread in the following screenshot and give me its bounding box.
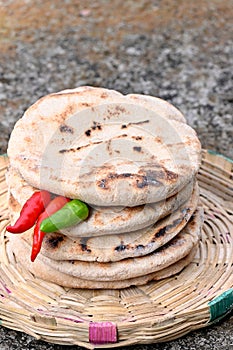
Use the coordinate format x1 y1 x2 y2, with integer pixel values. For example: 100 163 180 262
8 87 201 206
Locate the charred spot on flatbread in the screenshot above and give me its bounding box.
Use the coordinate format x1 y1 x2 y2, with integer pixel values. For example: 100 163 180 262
97 172 133 190
85 129 91 137
115 242 129 252
44 234 65 250
80 237 92 253
59 124 74 134
133 146 142 152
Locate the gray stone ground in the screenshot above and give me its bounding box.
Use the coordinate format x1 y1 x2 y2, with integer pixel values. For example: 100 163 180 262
0 1 232 349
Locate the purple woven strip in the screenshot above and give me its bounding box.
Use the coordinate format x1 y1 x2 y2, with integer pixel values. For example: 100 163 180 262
89 321 117 345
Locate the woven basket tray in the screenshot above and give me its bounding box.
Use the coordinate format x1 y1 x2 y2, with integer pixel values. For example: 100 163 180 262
0 150 232 349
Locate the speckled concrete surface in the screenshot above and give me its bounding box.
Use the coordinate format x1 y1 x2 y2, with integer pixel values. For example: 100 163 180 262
0 1 232 349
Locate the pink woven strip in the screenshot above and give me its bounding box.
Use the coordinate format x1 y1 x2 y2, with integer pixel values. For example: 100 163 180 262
89 321 117 344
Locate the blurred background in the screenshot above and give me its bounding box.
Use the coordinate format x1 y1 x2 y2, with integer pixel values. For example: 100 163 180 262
0 0 232 157
0 1 232 350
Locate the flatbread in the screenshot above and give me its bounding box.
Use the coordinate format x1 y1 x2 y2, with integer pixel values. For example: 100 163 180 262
127 93 186 123
7 165 195 237
7 87 201 206
7 237 198 289
64 180 195 238
40 184 200 262
8 183 199 262
57 87 187 123
7 207 202 281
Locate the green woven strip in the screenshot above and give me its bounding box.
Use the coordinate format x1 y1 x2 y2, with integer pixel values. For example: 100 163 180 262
207 150 233 164
208 289 233 322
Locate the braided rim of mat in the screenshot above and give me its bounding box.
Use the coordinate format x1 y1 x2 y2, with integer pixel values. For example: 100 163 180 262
0 150 232 349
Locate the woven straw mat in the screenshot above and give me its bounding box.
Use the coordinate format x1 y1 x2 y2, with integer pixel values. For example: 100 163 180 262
0 150 232 349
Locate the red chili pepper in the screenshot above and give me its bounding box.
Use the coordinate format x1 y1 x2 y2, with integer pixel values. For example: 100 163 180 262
6 191 51 233
30 196 70 262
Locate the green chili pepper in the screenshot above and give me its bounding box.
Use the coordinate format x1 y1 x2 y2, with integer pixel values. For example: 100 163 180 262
40 199 89 233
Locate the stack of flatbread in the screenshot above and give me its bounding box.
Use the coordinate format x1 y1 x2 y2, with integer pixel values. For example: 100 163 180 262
6 86 203 289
